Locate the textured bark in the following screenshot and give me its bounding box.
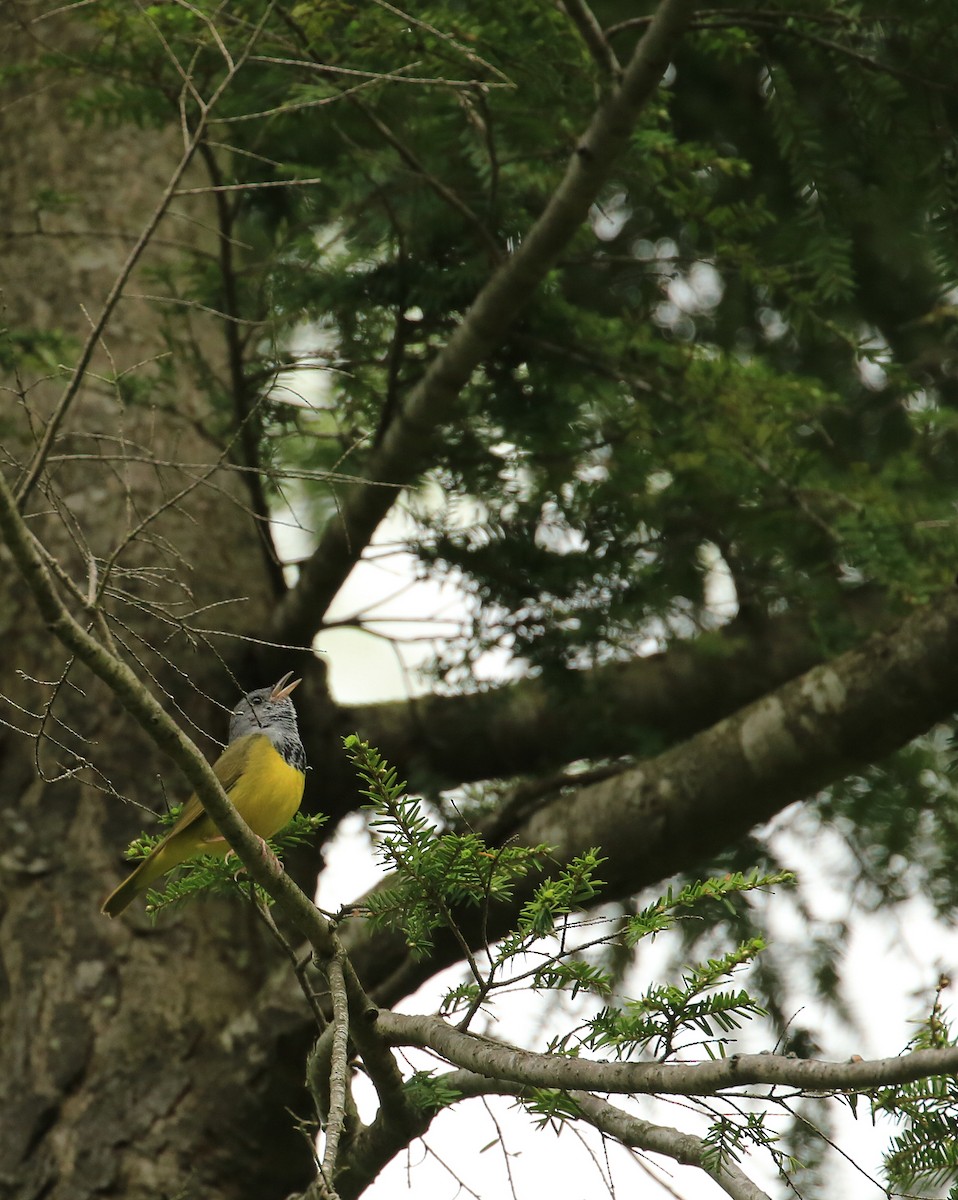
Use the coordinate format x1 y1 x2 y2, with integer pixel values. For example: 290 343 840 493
0 17 315 1199
6 5 957 1198
376 1011 958 1094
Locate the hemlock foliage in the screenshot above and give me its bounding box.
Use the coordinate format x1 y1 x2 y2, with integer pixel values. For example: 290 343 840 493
8 0 958 1195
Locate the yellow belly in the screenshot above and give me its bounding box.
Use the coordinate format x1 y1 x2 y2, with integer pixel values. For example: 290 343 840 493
155 736 305 874
219 735 305 839
101 733 307 914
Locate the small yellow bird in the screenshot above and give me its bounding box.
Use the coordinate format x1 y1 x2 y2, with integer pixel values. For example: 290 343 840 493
101 672 307 917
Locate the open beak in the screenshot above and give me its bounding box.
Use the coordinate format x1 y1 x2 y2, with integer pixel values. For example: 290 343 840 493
270 671 302 701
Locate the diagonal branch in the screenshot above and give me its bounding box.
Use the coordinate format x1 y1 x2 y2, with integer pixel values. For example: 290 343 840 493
348 600 886 790
340 1065 773 1200
340 586 958 1003
513 585 958 901
269 0 698 648
0 462 333 951
558 0 622 80
0 456 419 1190
572 1093 772 1200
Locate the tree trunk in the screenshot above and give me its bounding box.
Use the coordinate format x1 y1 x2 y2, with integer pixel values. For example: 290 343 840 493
0 16 315 1198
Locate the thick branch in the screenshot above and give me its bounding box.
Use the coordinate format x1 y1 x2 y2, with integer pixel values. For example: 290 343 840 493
377 1009 958 1095
342 587 958 1002
269 0 697 647
349 602 884 789
516 586 958 901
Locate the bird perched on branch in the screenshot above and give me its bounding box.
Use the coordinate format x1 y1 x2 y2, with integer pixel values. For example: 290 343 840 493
101 672 307 917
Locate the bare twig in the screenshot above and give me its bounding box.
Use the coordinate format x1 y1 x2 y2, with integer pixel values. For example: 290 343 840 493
354 101 503 264
255 897 328 1030
14 6 273 510
321 942 351 1186
368 0 515 86
247 54 507 89
173 175 326 194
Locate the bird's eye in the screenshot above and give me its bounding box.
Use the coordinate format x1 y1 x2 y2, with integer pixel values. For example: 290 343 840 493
252 696 263 706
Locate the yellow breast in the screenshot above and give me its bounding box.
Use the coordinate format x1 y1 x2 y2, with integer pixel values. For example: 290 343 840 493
224 733 306 839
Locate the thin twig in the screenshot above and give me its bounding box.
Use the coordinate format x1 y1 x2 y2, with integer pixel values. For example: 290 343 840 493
173 175 326 194
255 896 328 1030
14 6 271 509
320 942 351 1189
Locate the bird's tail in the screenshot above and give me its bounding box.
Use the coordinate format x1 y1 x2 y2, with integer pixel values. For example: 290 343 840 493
101 853 164 917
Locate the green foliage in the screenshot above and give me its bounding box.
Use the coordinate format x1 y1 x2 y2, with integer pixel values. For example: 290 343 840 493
585 939 768 1060
345 736 790 1053
521 1088 584 1129
819 727 958 915
701 1111 785 1176
873 986 958 1195
344 734 550 957
403 1070 463 1114
0 324 73 374
32 0 958 685
13 5 958 1186
529 958 613 1000
508 849 607 941
624 870 795 946
137 811 328 916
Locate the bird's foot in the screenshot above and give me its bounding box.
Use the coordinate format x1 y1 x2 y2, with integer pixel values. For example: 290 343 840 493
225 837 284 879
255 834 284 875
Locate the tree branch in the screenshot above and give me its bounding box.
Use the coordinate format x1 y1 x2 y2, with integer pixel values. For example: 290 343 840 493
558 0 622 80
514 586 958 901
0 463 335 950
342 1064 770 1200
196 139 287 599
319 943 350 1193
348 601 885 790
0 455 424 1195
269 0 698 647
573 1093 772 1200
340 587 958 1003
377 1009 958 1096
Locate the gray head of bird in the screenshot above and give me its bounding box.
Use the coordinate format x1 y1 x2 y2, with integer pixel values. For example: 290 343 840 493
229 671 302 742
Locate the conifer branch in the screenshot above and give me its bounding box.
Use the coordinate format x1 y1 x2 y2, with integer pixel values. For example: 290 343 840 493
269 0 698 646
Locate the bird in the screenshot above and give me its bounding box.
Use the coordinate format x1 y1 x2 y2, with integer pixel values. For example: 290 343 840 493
101 672 307 917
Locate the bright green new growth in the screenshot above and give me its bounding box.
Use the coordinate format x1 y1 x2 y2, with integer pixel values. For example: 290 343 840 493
585 938 769 1061
403 1070 463 1115
700 1112 792 1179
344 733 551 960
345 732 805 1176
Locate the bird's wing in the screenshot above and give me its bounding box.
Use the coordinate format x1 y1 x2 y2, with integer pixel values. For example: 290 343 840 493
155 734 263 841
